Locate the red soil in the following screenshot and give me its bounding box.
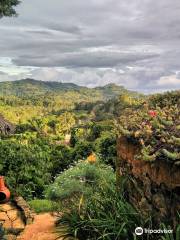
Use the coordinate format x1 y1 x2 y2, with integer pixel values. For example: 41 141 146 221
17 213 61 240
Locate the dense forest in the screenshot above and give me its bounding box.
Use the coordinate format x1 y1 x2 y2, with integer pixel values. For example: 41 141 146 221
0 79 179 240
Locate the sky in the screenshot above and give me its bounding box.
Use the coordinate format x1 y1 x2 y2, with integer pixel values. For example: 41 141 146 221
0 0 180 93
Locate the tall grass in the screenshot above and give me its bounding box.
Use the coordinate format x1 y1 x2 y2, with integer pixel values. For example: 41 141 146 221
57 184 144 240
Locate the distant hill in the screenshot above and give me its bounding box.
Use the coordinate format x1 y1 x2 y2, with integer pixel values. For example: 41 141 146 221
0 79 83 97
0 79 137 100
0 79 142 123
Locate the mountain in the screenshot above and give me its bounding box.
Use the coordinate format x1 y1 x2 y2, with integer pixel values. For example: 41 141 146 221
0 79 142 123
0 79 83 97
94 83 137 99
0 79 137 100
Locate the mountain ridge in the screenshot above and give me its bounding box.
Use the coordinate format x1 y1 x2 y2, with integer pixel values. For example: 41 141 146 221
0 78 135 100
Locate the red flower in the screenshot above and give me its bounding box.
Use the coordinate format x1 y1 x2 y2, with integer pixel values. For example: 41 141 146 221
148 110 157 117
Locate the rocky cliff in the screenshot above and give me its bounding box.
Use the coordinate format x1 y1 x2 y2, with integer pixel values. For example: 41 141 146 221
116 136 180 228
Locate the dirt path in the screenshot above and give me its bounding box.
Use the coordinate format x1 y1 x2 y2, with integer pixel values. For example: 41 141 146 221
16 213 61 240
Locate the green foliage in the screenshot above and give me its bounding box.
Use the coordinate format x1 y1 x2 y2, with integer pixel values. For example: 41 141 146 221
46 161 115 208
117 91 180 164
57 183 142 240
149 90 180 109
95 131 117 168
0 139 52 199
160 219 180 240
29 199 56 213
70 120 116 169
56 112 76 134
0 79 140 123
72 141 93 161
87 123 102 141
0 79 178 240
49 145 73 177
0 135 75 200
0 0 20 18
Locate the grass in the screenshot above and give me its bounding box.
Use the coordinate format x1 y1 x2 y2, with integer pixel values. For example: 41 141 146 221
29 199 57 213
57 185 143 240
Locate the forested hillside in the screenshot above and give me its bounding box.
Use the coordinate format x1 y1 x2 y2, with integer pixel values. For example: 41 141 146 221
0 79 133 99
0 79 179 240
0 79 139 123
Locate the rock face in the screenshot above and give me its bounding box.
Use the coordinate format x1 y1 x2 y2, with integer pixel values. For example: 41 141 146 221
0 197 35 240
116 136 180 228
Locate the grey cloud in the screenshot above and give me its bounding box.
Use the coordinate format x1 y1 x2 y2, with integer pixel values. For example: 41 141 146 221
13 51 159 68
26 29 54 36
46 23 82 34
0 0 180 92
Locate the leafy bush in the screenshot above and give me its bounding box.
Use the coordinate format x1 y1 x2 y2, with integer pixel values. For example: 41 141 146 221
57 183 143 240
46 160 147 240
46 160 115 210
0 139 52 199
95 131 117 169
49 145 73 177
116 91 180 164
72 141 94 161
0 137 75 200
149 90 180 109
29 199 56 213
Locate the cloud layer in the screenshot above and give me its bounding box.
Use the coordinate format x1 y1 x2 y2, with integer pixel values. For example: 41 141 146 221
0 0 180 92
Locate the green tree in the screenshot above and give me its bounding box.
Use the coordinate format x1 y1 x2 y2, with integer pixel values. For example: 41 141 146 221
57 112 76 135
87 123 102 141
50 145 73 177
95 132 117 169
0 139 52 200
72 141 93 161
0 0 20 18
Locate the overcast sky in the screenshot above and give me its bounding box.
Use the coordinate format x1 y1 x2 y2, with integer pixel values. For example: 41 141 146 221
0 0 180 92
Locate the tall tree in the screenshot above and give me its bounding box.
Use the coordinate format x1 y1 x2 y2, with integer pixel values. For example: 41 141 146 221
0 0 20 18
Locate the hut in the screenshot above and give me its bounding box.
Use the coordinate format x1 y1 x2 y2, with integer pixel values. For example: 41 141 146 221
0 114 15 135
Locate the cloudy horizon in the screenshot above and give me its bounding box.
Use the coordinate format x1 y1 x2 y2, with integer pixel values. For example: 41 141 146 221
0 0 180 93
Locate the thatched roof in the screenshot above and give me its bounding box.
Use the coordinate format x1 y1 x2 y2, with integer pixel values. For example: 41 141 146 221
0 114 15 135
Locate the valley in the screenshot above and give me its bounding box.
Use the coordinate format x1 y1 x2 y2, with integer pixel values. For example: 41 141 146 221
0 79 179 240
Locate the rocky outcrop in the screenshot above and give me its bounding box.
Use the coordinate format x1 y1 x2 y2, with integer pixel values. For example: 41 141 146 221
0 197 35 240
0 202 25 239
13 196 35 225
116 136 180 228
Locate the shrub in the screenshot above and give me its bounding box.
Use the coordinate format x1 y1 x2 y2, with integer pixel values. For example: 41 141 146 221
116 91 180 164
72 141 94 161
50 145 73 177
0 140 52 200
95 131 117 169
46 160 115 210
57 183 143 240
